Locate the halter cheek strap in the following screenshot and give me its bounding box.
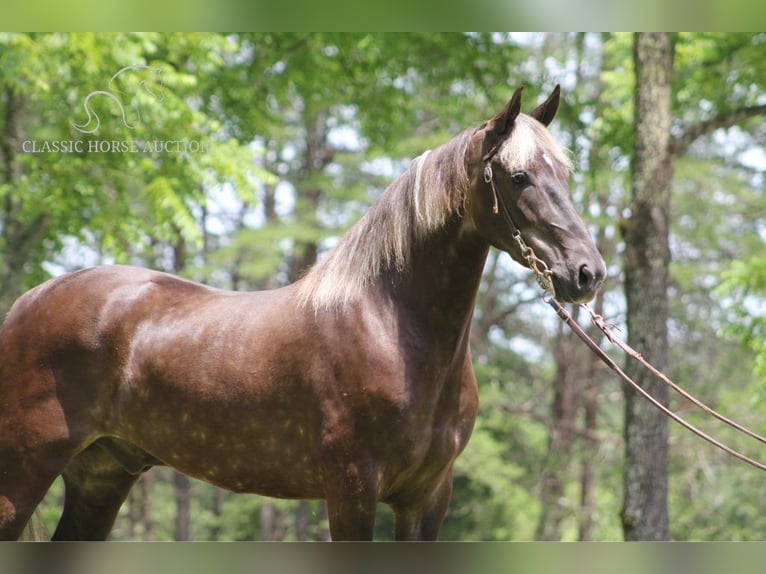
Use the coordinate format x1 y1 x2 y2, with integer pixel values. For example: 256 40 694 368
483 164 500 215
481 133 520 240
481 139 501 215
481 133 555 295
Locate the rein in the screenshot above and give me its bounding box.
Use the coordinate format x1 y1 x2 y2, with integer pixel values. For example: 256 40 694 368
482 151 766 473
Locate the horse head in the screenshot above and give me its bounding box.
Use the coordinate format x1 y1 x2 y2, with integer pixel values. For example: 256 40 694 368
466 86 606 303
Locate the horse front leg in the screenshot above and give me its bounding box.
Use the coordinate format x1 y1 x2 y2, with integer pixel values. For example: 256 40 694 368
392 472 453 541
322 460 379 541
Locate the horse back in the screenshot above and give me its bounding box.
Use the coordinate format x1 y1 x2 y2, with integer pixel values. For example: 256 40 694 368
2 265 209 352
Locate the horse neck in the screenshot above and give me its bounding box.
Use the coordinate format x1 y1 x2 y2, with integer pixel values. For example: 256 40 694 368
382 215 489 343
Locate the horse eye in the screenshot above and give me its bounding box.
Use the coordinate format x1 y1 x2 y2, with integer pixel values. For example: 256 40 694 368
510 171 529 186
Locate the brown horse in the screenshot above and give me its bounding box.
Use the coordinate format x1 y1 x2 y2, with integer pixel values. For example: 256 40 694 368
0 86 605 540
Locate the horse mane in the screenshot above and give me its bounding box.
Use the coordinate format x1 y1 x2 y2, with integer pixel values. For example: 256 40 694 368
297 127 474 312
296 113 573 312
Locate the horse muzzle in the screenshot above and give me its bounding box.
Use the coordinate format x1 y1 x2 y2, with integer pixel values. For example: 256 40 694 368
551 256 606 303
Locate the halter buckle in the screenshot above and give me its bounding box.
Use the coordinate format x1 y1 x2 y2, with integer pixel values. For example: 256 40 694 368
483 164 493 184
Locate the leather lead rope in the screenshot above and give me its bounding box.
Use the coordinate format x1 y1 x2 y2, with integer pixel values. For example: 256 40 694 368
548 297 766 473
579 302 766 448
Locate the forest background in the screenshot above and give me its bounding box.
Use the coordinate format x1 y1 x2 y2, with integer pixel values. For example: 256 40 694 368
2 32 766 540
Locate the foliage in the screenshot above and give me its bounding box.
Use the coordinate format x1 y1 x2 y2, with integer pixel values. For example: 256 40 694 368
0 33 261 302
719 259 766 382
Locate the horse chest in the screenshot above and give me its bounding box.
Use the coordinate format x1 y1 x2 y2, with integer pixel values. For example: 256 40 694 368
369 368 478 494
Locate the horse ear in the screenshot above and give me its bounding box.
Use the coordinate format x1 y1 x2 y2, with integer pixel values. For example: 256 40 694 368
530 84 561 127
488 86 524 136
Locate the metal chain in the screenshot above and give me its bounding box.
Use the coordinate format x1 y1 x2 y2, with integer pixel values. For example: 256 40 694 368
511 230 555 297
483 159 555 299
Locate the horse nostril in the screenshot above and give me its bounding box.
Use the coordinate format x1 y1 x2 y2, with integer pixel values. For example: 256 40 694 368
578 264 595 291
578 261 606 294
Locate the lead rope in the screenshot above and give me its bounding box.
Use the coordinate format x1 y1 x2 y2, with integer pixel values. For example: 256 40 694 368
484 158 766 472
547 297 766 472
578 302 766 448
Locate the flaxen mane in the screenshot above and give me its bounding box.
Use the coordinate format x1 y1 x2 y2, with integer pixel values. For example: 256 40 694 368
297 114 572 311
297 128 472 311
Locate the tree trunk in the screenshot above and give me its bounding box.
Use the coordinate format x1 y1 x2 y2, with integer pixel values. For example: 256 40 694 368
535 310 584 540
296 500 310 541
260 502 277 540
16 510 47 541
575 284 608 540
0 88 49 315
173 471 192 541
620 32 674 541
209 488 227 540
140 474 154 540
126 487 140 540
577 375 598 540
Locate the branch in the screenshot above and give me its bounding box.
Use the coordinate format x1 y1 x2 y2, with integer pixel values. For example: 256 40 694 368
672 103 766 156
499 401 615 444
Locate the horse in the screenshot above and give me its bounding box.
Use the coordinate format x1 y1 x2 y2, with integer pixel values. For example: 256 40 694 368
1 86 605 541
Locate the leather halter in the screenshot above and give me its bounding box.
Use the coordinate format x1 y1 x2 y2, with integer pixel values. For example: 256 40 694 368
481 131 520 236
481 130 555 295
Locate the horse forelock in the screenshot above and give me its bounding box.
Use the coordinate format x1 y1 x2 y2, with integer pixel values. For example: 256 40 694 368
498 113 573 175
297 129 473 312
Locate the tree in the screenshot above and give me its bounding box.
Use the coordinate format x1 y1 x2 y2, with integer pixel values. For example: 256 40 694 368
620 32 675 541
621 32 766 540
